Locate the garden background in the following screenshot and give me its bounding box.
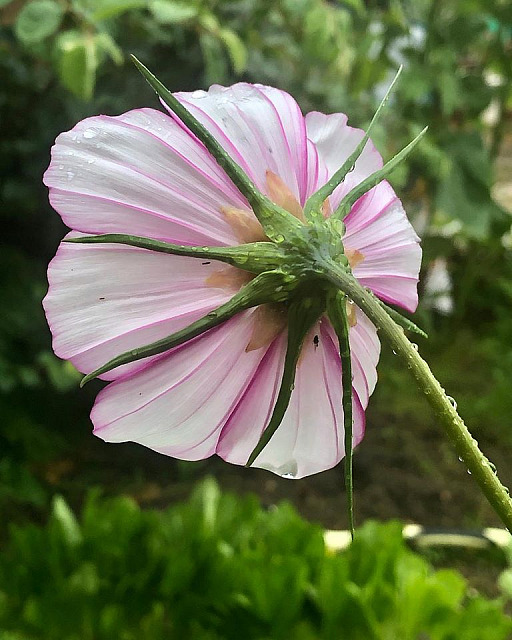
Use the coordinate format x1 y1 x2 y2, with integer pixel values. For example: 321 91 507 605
1 0 512 637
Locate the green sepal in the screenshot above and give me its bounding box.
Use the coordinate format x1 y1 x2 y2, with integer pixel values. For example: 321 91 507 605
63 234 286 274
130 56 302 241
327 290 355 538
368 292 427 338
333 126 428 220
246 293 325 468
80 269 296 387
303 66 403 221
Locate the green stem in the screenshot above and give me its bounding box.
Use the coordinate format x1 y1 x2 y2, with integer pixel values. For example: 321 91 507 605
320 260 512 531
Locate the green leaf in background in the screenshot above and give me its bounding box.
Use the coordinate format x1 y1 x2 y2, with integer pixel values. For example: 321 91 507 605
149 0 199 24
90 0 147 22
95 32 124 65
14 0 63 45
55 30 98 100
219 28 247 74
436 132 507 239
200 31 228 84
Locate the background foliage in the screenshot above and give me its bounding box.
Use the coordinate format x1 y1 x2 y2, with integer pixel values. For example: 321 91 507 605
1 0 512 634
1 479 512 639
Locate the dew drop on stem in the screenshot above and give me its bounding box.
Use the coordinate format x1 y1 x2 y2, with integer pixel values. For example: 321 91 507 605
446 395 457 410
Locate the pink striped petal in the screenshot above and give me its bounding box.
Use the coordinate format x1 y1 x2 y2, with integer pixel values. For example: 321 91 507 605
305 113 421 312
344 183 421 311
43 238 235 379
92 312 266 460
44 109 249 246
305 111 383 209
172 84 309 203
217 315 376 479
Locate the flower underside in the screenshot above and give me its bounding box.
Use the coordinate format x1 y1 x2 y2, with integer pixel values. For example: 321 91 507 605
44 60 427 535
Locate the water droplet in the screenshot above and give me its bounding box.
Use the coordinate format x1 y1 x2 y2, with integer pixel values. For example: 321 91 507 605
275 285 283 292
202 247 210 252
282 473 296 479
274 234 285 243
58 164 64 170
458 456 464 463
447 395 457 410
411 343 418 351
191 89 207 99
392 349 397 355
83 128 97 139
87 158 95 164
467 469 472 475
489 461 497 474
207 311 217 318
66 170 74 181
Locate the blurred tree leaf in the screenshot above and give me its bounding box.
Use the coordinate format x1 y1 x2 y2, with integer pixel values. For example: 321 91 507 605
437 132 506 238
218 28 247 74
149 0 198 24
14 0 63 45
55 30 98 100
88 0 147 22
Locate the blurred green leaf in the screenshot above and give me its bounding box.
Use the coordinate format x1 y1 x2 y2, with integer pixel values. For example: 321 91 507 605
90 0 147 22
14 0 63 45
219 28 247 74
55 30 98 100
149 0 198 23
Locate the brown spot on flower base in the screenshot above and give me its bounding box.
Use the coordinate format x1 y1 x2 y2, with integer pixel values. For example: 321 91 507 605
346 300 357 327
245 304 287 352
345 248 364 269
205 267 252 292
221 206 267 243
265 170 305 222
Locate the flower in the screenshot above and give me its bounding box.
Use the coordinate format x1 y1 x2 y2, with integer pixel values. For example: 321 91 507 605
43 82 421 479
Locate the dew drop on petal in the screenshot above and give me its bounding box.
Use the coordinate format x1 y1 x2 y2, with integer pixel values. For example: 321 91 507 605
66 170 74 181
83 128 97 139
191 90 207 99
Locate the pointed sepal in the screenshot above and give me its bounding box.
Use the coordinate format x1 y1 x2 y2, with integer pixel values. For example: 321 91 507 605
63 234 286 274
131 56 302 241
333 126 428 220
327 290 355 538
303 66 403 221
246 293 326 467
80 269 297 387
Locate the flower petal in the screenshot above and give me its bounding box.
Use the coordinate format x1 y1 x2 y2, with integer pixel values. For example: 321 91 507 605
43 238 236 379
44 108 249 246
217 316 375 479
91 312 266 460
305 111 383 209
172 84 309 203
306 112 421 311
344 183 421 311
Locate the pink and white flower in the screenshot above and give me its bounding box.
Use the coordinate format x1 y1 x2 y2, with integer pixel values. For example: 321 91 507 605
43 83 421 479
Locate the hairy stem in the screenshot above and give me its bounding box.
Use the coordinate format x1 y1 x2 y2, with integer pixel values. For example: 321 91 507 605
320 260 512 531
